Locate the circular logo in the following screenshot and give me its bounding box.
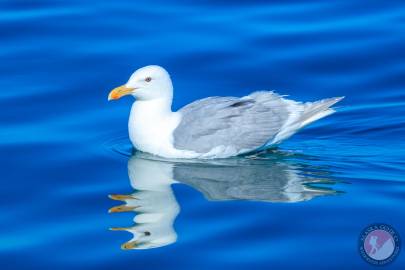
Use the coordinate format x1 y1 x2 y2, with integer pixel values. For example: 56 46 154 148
359 223 400 266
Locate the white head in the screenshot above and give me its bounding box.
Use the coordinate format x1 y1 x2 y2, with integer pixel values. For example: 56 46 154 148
108 65 173 101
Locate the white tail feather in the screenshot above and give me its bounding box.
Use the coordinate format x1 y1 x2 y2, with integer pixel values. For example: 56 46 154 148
270 96 344 145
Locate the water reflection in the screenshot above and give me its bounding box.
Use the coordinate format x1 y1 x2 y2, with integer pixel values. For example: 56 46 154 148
109 151 340 249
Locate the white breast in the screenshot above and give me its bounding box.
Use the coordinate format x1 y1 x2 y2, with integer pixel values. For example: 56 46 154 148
128 99 183 157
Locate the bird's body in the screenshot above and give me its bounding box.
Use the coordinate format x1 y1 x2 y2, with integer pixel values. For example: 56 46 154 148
108 65 343 159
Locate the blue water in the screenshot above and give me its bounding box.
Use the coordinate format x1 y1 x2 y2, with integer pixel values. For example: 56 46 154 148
1 0 405 269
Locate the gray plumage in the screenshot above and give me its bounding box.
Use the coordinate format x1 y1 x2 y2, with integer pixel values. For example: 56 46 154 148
173 91 343 155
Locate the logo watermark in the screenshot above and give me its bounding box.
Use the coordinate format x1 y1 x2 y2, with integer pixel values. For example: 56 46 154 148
359 223 400 266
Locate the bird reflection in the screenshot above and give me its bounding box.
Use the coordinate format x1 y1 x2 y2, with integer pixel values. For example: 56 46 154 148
109 150 340 250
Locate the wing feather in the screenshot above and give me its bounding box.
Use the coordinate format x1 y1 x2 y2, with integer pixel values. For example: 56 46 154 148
172 91 290 154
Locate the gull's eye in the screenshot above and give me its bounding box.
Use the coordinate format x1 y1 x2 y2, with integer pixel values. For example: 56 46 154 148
145 77 152 82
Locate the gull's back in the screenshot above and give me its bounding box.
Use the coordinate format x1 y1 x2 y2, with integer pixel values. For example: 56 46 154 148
172 91 343 157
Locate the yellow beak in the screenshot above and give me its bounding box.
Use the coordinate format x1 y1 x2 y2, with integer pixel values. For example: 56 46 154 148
108 85 135 101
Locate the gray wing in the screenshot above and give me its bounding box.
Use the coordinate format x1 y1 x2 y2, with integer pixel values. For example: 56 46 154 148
172 91 291 154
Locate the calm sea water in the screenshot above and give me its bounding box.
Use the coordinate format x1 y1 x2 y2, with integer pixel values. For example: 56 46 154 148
1 0 405 269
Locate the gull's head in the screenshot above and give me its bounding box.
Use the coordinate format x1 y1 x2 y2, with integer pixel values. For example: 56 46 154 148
108 65 173 101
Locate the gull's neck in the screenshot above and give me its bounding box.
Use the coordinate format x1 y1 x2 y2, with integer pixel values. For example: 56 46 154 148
133 96 173 115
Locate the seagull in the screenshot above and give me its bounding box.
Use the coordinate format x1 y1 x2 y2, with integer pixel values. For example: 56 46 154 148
108 65 343 159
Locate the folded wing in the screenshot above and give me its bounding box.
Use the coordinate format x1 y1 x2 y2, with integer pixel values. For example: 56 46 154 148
172 91 290 155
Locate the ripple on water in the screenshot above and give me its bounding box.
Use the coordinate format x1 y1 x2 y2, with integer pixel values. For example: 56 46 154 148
1 0 405 268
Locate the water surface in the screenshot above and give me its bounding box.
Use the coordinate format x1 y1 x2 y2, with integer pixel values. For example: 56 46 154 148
1 0 405 269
